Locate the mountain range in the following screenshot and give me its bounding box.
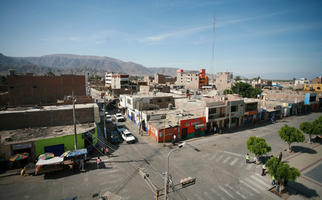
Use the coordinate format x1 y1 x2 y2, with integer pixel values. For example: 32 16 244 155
0 53 178 77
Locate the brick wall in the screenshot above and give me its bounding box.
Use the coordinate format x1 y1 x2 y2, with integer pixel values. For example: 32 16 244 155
0 107 94 130
8 75 86 106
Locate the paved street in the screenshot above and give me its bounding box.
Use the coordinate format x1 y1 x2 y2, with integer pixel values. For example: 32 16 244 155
0 113 321 200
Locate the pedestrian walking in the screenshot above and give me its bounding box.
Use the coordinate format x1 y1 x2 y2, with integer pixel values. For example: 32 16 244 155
261 164 266 176
96 157 102 169
172 134 176 145
278 152 282 163
213 126 217 134
272 176 276 185
254 156 258 164
245 153 250 163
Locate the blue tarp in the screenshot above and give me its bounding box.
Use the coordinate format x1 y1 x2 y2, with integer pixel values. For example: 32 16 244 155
61 148 88 158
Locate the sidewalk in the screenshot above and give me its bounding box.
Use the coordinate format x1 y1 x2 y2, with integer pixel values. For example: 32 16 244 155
284 144 322 199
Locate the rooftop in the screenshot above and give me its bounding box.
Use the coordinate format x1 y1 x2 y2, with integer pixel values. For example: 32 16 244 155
0 103 98 114
0 123 96 145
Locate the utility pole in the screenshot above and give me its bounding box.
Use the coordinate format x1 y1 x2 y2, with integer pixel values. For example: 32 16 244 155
164 142 185 200
72 91 78 150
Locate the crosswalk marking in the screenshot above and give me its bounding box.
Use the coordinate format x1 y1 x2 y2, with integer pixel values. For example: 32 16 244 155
225 184 246 199
229 157 239 166
222 156 231 164
245 177 266 191
218 185 234 199
210 188 227 200
240 180 260 194
250 174 270 188
218 150 243 158
216 154 224 162
246 164 253 170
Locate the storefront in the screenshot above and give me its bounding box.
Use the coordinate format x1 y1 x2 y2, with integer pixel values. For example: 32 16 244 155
180 117 206 140
147 122 179 143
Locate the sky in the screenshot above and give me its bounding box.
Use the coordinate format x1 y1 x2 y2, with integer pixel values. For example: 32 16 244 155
0 0 321 79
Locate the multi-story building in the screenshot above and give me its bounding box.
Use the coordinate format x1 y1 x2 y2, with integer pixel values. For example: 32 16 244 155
105 72 129 89
295 78 309 85
215 72 233 91
7 71 87 107
176 69 209 90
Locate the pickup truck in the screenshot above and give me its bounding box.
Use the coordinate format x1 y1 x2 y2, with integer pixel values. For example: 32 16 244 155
121 129 136 143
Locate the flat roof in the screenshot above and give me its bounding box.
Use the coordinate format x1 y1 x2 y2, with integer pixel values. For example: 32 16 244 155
0 123 96 145
0 103 98 114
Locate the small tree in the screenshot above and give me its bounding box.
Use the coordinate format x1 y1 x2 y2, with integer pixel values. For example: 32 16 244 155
266 157 300 192
223 89 233 95
266 156 280 176
278 125 305 152
300 122 313 143
246 136 272 162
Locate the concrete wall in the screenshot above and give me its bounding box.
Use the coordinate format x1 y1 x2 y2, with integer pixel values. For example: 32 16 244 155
34 132 85 157
8 75 86 106
0 107 95 130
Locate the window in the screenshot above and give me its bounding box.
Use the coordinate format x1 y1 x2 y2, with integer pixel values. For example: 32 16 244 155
209 108 217 114
231 106 237 112
127 99 131 105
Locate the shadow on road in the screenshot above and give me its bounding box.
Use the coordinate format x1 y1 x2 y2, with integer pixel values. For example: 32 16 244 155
43 162 110 179
291 146 317 154
287 181 320 198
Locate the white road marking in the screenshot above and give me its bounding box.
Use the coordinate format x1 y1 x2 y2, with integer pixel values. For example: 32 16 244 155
246 164 253 170
222 156 231 164
245 177 266 191
208 154 217 161
218 150 244 158
240 180 260 194
216 154 224 162
230 157 239 166
210 188 227 200
250 174 270 188
225 184 246 199
218 185 234 199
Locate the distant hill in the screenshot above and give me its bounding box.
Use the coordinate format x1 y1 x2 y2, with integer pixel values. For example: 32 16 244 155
0 53 178 77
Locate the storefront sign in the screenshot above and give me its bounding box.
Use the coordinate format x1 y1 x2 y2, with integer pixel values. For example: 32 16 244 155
12 143 32 150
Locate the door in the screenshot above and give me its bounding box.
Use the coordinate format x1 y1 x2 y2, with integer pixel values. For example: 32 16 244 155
44 144 65 156
182 128 188 140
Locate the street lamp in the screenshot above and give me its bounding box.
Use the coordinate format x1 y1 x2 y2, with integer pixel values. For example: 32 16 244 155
164 142 185 200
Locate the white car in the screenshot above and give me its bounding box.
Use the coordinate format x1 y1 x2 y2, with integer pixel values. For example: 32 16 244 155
121 129 136 143
116 123 125 134
105 115 113 122
114 113 125 122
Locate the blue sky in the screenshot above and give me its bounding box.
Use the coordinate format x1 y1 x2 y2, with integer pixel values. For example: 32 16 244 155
0 0 321 79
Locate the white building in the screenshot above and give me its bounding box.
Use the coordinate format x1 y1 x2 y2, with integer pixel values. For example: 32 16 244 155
295 78 309 85
105 72 130 89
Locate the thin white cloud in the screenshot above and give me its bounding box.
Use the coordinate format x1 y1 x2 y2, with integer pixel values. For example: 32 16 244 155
141 10 288 43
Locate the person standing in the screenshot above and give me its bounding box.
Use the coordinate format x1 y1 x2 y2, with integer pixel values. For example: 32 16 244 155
173 134 176 145
96 157 101 169
261 164 266 176
278 152 283 163
245 153 250 163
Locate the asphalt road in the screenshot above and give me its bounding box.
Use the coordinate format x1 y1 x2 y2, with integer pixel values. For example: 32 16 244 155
0 112 320 200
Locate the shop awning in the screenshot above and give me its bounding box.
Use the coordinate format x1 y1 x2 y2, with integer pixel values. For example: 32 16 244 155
36 157 64 166
61 148 88 158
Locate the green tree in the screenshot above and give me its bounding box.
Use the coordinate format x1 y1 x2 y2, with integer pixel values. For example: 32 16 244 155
246 136 272 162
300 122 313 143
231 82 262 98
223 89 233 95
235 76 241 81
266 157 300 192
266 156 280 176
278 125 305 152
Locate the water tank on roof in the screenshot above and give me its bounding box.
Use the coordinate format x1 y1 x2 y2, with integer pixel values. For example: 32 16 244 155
168 103 173 110
177 69 184 73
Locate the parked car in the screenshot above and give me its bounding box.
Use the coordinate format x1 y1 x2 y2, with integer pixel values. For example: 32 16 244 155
121 129 136 143
106 115 113 122
116 123 125 134
114 113 125 122
110 130 121 144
